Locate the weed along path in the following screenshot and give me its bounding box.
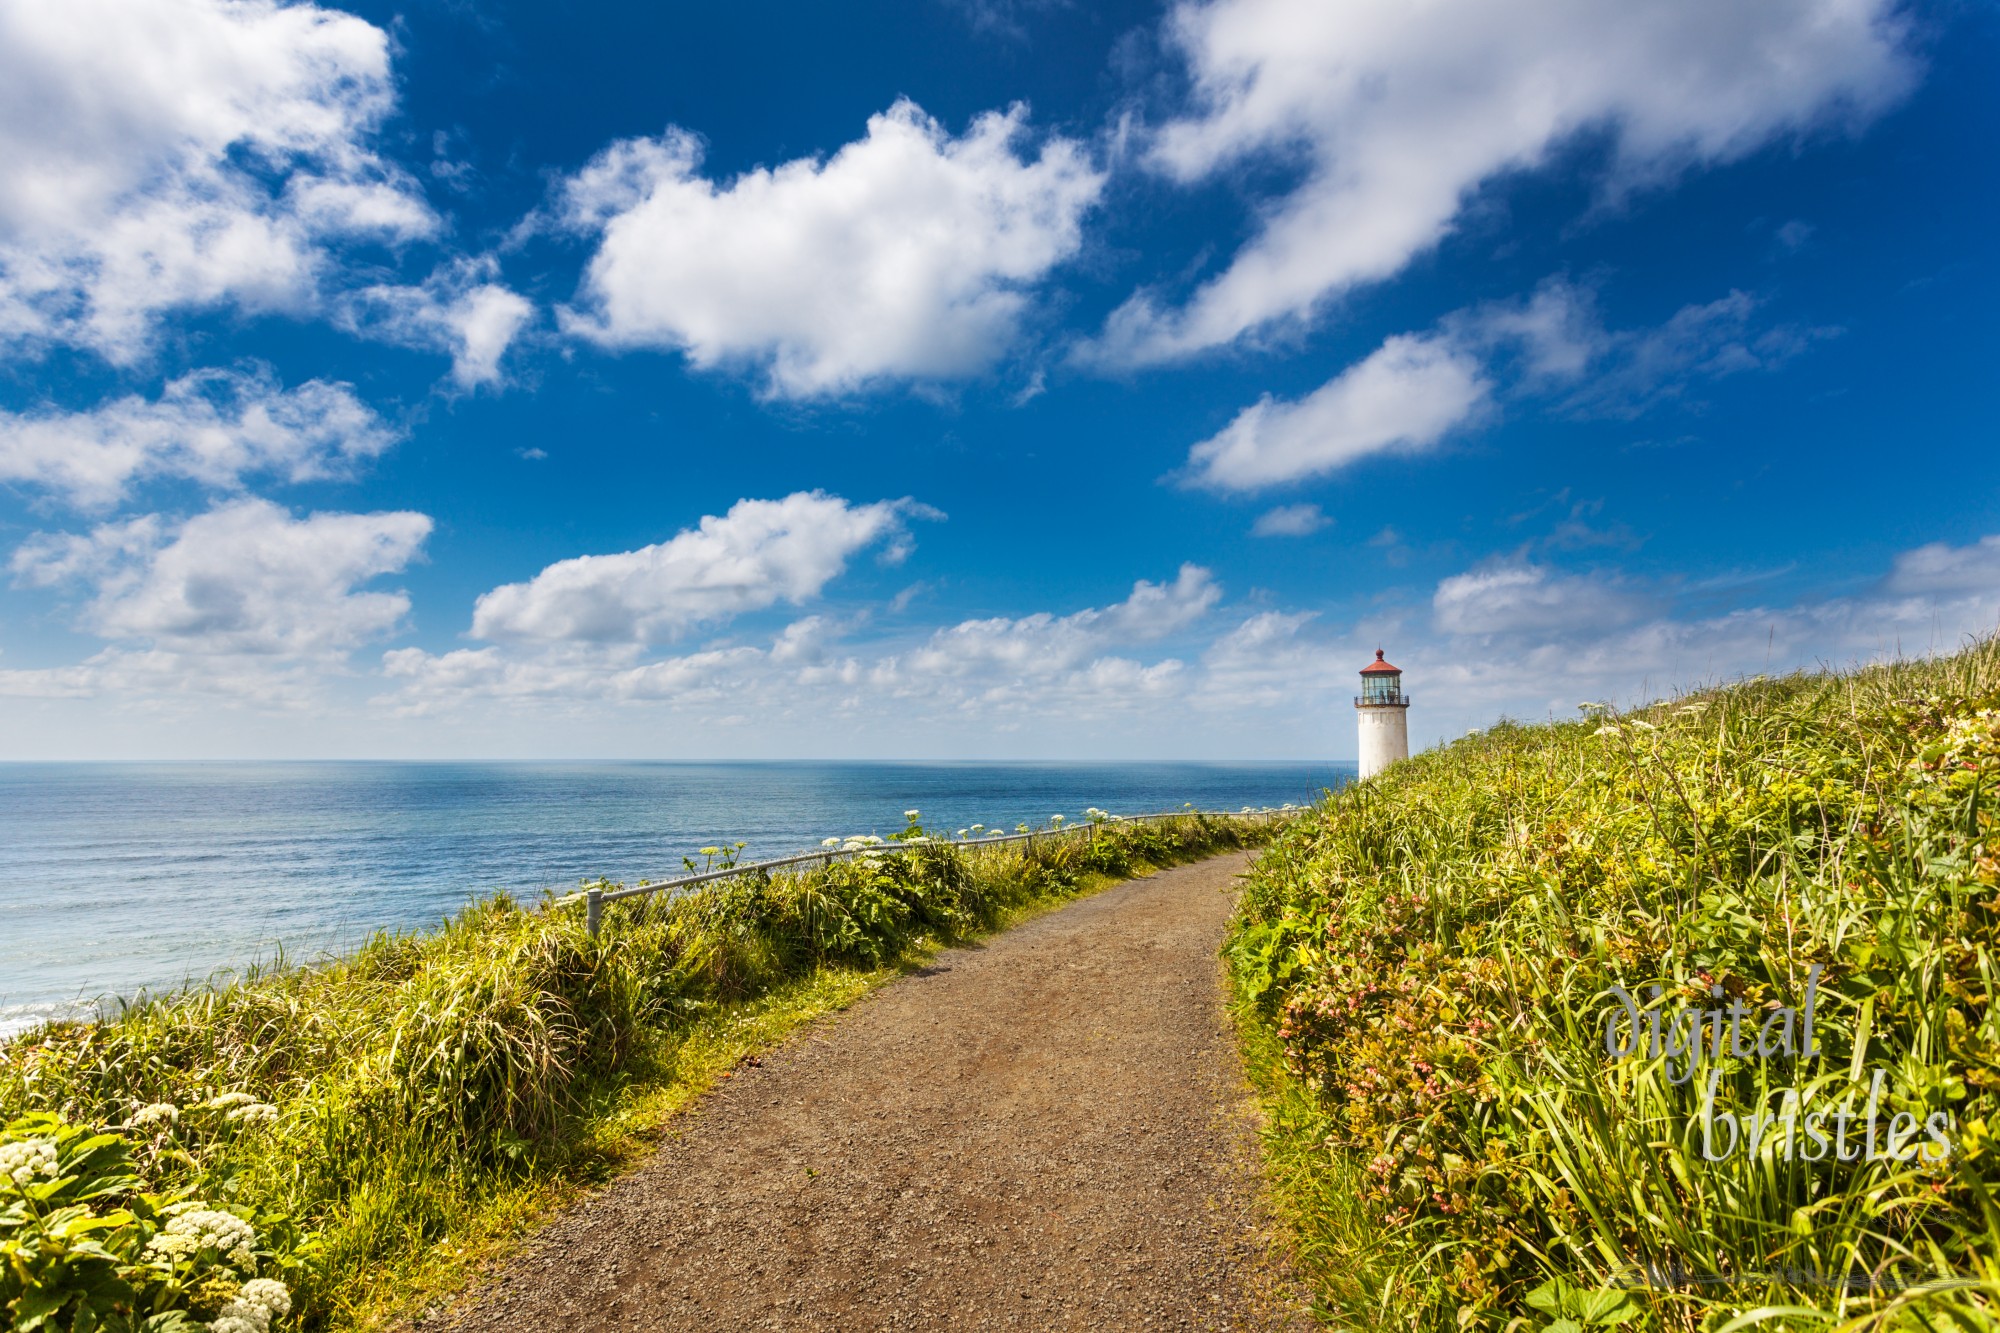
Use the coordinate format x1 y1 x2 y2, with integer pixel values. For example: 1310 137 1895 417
434 851 1309 1332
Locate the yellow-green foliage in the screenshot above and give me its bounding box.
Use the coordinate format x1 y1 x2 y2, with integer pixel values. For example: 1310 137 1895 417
1230 641 2000 1332
1 813 1265 1329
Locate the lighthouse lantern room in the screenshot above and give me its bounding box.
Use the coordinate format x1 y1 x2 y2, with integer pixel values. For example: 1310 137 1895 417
1355 649 1411 779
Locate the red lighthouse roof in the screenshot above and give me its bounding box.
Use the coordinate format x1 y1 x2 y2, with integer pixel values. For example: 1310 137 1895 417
1360 648 1401 675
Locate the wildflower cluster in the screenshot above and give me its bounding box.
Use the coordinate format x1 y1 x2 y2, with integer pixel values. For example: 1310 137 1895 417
0 1112 300 1331
0 1137 57 1187
149 1208 259 1268
211 1277 293 1333
129 1102 181 1132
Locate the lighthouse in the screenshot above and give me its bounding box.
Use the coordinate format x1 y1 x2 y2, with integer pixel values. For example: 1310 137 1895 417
1355 649 1410 779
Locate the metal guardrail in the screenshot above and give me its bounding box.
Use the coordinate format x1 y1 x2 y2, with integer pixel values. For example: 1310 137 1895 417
575 808 1293 935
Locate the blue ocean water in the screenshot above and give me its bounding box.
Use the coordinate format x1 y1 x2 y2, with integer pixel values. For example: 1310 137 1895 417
0 761 1344 1033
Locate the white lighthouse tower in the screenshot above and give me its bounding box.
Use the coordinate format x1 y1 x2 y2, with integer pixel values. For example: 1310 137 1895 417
1355 649 1410 780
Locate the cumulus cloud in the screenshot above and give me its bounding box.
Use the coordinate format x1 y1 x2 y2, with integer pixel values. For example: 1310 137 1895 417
1411 539 2000 732
1250 503 1330 537
1183 334 1488 490
1432 559 1652 636
11 498 431 656
338 259 536 390
380 642 765 708
0 0 437 361
554 99 1104 397
1183 280 1839 494
0 367 398 509
1090 0 1913 365
0 646 345 708
1191 609 1346 712
905 564 1219 678
471 492 938 645
379 564 1219 722
1886 534 2000 595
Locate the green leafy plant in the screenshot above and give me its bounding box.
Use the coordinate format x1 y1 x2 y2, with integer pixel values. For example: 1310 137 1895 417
1230 640 2000 1331
1 1111 302 1333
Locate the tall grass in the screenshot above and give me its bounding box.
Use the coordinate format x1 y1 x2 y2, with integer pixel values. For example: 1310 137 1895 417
2 812 1271 1328
1228 641 2000 1332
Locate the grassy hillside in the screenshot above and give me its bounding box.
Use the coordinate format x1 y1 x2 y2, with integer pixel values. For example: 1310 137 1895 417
1229 642 2000 1332
1 812 1271 1331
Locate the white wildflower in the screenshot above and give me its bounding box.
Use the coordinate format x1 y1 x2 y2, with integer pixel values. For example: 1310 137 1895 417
1051 814 1064 824
226 1102 278 1126
969 824 984 832
820 838 841 848
146 1232 200 1261
1593 724 1622 737
903 809 920 819
0 1139 58 1187
235 1278 292 1317
1630 720 1657 731
211 1285 288 1333
130 1103 180 1131
955 829 968 838
201 1092 256 1111
148 1209 257 1267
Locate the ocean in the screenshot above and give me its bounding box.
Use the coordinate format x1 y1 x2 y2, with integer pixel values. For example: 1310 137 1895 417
0 760 1344 1035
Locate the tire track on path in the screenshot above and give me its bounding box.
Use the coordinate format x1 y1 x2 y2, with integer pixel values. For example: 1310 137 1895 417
434 851 1310 1332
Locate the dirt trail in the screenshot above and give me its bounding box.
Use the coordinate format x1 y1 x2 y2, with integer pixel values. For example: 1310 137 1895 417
434 852 1310 1331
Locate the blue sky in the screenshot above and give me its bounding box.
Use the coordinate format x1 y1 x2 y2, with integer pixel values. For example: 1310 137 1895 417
0 0 1995 760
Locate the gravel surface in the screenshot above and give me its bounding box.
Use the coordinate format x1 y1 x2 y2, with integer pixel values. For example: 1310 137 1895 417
431 851 1311 1332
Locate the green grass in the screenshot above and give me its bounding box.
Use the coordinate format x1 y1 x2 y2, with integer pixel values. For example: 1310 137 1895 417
1227 640 2000 1333
1 812 1276 1330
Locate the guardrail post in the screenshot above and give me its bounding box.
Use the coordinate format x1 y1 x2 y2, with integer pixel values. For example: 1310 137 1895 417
586 886 603 938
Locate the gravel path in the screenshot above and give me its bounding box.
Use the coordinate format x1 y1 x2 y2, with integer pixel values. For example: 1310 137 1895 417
433 851 1310 1332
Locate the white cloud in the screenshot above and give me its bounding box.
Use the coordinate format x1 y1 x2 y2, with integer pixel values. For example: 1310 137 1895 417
1886 534 2000 595
1251 503 1329 537
905 563 1219 678
1459 279 1839 417
471 492 936 645
0 367 397 509
0 0 437 361
11 498 431 656
1192 609 1345 712
1091 0 1913 365
1459 280 1608 382
0 647 332 707
380 564 1219 723
1432 559 1651 636
338 259 536 389
1183 281 1838 496
555 99 1104 397
380 642 764 708
1184 333 1488 490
